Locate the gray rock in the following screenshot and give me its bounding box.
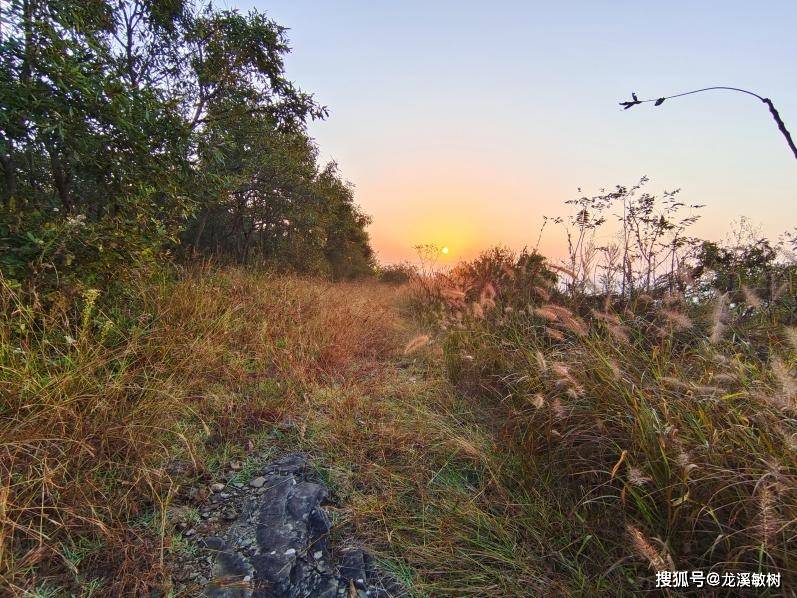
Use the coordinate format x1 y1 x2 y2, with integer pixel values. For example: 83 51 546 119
205 549 253 598
169 453 407 598
221 505 238 521
201 536 226 551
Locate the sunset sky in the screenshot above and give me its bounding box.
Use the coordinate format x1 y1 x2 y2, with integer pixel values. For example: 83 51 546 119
234 0 797 265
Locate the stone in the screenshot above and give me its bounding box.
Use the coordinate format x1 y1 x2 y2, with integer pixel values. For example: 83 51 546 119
248 476 266 488
221 506 238 521
190 486 210 503
210 483 225 493
200 536 225 551
166 504 192 524
167 453 404 597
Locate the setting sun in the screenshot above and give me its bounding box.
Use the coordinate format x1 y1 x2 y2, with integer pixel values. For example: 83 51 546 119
441 246 449 255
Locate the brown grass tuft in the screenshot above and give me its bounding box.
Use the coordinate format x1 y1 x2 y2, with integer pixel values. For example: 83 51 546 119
559 314 588 337
626 525 674 571
533 285 551 301
661 308 693 331
607 323 630 343
771 357 797 403
709 293 727 344
591 308 621 326
404 334 430 355
534 350 548 373
545 327 565 342
627 467 651 487
741 285 763 308
533 307 560 322
756 483 782 550
785 327 797 353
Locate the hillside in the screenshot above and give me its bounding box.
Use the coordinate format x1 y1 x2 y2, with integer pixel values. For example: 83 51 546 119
0 268 554 595
2 1 796 596
3 262 796 595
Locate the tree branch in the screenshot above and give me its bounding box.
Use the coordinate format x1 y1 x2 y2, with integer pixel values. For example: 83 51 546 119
619 87 797 160
761 97 797 160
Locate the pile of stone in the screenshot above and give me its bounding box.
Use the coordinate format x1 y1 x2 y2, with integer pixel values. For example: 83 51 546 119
168 453 404 597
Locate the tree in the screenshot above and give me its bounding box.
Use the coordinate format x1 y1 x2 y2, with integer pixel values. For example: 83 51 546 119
0 0 194 288
0 0 374 292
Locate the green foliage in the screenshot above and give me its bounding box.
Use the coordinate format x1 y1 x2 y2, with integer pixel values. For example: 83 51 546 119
697 238 780 292
406 247 557 328
691 219 796 327
0 0 374 296
452 247 557 306
0 0 194 291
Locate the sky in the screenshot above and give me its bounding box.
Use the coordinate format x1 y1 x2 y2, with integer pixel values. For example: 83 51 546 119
229 0 797 265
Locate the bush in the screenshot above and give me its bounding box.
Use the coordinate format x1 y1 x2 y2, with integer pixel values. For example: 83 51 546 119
410 242 797 590
376 263 416 284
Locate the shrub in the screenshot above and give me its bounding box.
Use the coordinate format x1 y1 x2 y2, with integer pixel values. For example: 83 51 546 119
376 263 416 285
411 241 797 590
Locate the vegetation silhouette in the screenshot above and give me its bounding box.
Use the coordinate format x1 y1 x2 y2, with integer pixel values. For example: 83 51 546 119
620 87 797 160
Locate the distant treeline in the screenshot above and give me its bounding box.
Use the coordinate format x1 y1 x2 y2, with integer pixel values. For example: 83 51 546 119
0 0 375 293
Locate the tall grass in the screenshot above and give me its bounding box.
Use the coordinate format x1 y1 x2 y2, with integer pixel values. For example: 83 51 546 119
0 266 402 593
4 245 796 594
0 274 186 593
407 244 797 591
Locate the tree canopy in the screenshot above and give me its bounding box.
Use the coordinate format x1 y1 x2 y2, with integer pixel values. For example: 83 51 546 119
0 0 374 292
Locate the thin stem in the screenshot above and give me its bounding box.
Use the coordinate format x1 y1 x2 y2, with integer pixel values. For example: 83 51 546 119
635 86 764 104
621 86 797 160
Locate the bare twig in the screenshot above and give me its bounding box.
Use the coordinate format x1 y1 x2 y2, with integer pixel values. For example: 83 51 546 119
619 87 797 160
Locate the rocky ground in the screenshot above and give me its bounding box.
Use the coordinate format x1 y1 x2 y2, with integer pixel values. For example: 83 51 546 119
167 453 404 597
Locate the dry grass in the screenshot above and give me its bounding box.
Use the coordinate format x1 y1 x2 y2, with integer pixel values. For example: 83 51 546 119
6 255 796 596
410 249 797 593
0 267 403 594
1 280 181 594
2 265 563 596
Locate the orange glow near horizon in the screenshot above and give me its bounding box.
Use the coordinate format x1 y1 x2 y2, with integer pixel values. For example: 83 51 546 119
362 157 571 266
361 151 797 268
243 0 797 269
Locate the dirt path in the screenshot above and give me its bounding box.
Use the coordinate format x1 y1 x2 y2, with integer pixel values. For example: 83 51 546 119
155 275 550 596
